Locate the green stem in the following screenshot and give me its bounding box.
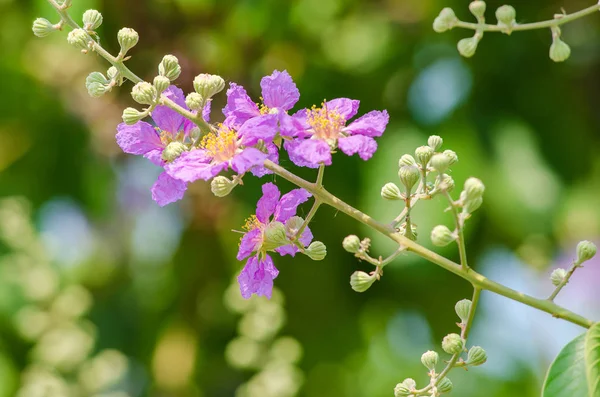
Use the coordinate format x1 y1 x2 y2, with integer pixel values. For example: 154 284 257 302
263 160 594 329
444 190 469 271
452 2 600 32
547 260 580 301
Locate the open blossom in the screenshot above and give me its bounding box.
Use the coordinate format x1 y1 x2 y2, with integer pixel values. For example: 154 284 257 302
284 98 389 168
237 183 313 299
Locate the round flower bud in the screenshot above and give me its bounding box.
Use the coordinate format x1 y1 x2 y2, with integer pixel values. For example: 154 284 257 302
466 345 487 366
437 377 453 393
415 146 434 167
442 333 464 355
342 235 361 254
462 196 483 214
67 28 90 51
107 66 119 81
398 154 416 167
211 176 235 197
457 37 479 58
305 241 327 261
495 5 516 28
86 82 108 98
193 74 225 99
161 141 187 162
117 27 139 54
421 350 439 371
122 107 145 125
86 71 109 86
430 153 451 173
131 82 157 105
350 271 376 292
428 135 443 151
469 1 486 19
549 38 571 63
401 378 416 390
431 225 455 247
159 55 182 81
398 166 420 193
463 177 485 200
32 18 56 38
443 150 458 165
550 268 567 287
438 174 455 193
393 383 411 397
153 75 170 93
576 240 597 264
263 221 290 251
82 9 103 31
455 299 472 323
185 93 204 111
381 182 402 201
433 7 458 33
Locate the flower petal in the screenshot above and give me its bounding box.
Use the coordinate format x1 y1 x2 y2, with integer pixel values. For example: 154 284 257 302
274 188 311 222
223 83 260 129
230 148 268 175
338 135 378 160
164 149 224 182
150 172 187 206
237 255 279 299
143 149 164 166
238 114 279 146
278 111 307 138
116 122 163 155
260 70 300 111
152 86 187 134
285 139 332 168
256 182 280 223
237 228 262 261
275 244 299 257
344 110 389 137
325 98 360 121
251 143 279 178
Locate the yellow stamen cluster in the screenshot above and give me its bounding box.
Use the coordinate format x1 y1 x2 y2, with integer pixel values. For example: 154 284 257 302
259 103 271 115
242 214 262 231
306 103 345 140
200 126 239 162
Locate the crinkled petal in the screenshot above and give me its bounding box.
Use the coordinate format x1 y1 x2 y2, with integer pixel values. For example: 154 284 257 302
260 70 300 111
278 111 306 138
152 86 187 134
238 114 279 146
144 149 164 166
151 172 187 207
237 228 262 261
223 83 260 129
285 139 332 168
325 98 360 121
251 143 279 178
344 110 389 137
299 225 313 247
237 255 279 299
165 149 225 182
231 148 268 175
256 182 280 223
116 122 163 155
338 135 378 161
202 99 212 122
275 188 311 222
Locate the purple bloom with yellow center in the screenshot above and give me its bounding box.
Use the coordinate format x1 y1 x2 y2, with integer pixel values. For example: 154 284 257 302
116 86 208 207
284 98 389 168
237 183 313 299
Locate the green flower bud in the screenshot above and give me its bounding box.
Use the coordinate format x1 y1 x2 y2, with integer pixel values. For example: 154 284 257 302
428 135 443 151
117 27 139 54
466 345 487 366
462 195 483 214
131 82 157 105
153 75 170 93
32 18 56 38
107 66 119 81
381 182 402 201
402 378 416 390
576 240 597 264
421 350 439 371
442 333 464 355
455 299 472 323
398 165 420 193
463 177 485 200
431 225 455 247
350 271 376 292
342 235 361 254
159 55 182 81
469 1 486 19
549 38 571 63
437 174 455 193
82 9 103 31
193 74 225 99
186 93 204 111
430 153 451 173
550 268 567 286
263 221 290 251
122 107 145 125
211 176 235 197
305 241 327 261
443 150 458 165
161 141 187 162
67 28 90 51
437 377 453 393
398 154 416 167
415 145 434 167
284 216 304 236
457 36 479 58
433 8 458 33
496 5 516 31
86 71 109 86
393 383 411 397
86 82 108 97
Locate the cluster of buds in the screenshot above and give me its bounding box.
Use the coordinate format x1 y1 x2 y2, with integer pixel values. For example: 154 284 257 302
344 236 382 292
550 240 597 286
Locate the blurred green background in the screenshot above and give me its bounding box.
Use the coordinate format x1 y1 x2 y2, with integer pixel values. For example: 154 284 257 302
1 0 600 396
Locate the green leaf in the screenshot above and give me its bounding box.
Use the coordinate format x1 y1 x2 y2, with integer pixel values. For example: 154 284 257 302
542 323 600 397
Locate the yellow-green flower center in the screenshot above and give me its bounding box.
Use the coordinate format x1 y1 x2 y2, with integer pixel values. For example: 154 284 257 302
306 103 345 140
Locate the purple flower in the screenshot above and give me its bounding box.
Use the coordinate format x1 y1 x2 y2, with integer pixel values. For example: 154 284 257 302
237 183 313 299
284 98 389 168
